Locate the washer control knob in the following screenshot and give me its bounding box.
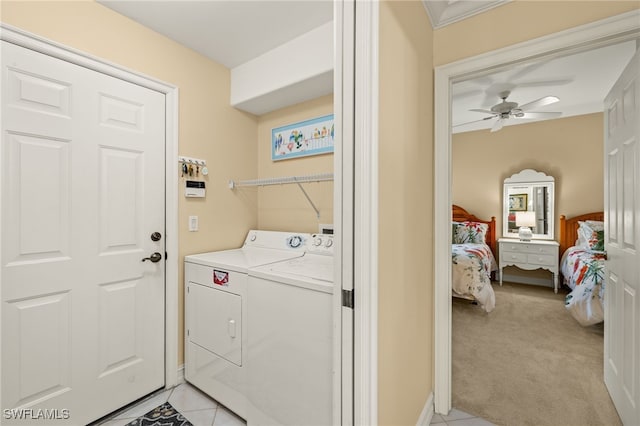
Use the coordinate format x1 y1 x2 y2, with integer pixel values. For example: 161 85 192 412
325 238 333 248
314 237 323 246
250 234 257 242
288 235 302 248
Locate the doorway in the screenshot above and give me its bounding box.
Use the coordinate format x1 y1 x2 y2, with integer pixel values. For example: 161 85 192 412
434 10 640 415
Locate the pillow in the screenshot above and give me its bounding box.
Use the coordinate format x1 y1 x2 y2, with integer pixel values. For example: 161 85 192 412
452 221 461 242
453 221 488 244
577 220 604 251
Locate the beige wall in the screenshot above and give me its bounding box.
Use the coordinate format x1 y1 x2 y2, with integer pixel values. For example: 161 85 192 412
433 1 639 66
1 0 259 365
378 1 433 424
256 95 334 233
452 113 605 239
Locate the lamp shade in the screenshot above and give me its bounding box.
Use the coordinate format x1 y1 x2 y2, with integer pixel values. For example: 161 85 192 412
515 211 536 227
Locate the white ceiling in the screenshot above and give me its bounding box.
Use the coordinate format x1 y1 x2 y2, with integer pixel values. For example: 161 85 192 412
98 1 637 128
98 0 333 69
452 40 638 133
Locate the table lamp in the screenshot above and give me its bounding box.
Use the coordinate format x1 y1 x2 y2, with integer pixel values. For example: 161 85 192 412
515 211 536 241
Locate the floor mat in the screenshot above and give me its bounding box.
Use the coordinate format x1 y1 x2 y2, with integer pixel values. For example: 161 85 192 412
125 402 193 426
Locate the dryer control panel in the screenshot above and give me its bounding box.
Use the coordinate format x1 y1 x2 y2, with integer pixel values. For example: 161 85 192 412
308 234 334 255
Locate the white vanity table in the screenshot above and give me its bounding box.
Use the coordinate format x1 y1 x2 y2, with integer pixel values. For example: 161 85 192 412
498 238 560 293
500 169 559 292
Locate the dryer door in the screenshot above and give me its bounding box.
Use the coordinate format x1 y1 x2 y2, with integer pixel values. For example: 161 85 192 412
188 283 242 366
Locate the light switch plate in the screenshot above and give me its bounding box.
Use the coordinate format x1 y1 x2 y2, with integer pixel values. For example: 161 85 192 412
189 215 198 232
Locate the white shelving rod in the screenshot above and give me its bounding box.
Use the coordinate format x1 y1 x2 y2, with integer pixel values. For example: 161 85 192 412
228 172 333 189
228 172 333 218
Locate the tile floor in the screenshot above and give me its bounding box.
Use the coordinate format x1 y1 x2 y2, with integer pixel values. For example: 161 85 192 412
430 408 495 426
95 382 491 426
95 382 245 426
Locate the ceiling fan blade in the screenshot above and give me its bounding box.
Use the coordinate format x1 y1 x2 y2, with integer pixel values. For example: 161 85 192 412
519 112 563 119
508 60 549 81
469 108 496 115
490 119 504 132
452 118 493 128
515 78 573 88
519 96 559 111
453 89 484 100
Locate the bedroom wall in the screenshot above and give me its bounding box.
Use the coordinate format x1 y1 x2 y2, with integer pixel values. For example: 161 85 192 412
452 113 605 240
452 113 604 284
378 1 433 424
256 95 334 233
1 0 259 366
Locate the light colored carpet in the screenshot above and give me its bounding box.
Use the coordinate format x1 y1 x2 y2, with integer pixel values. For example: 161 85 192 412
452 281 621 426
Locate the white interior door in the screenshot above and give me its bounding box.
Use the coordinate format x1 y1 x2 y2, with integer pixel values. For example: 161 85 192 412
1 41 166 425
603 47 640 426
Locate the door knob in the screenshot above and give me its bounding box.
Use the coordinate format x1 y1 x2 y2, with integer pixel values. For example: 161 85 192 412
151 232 162 241
142 252 162 263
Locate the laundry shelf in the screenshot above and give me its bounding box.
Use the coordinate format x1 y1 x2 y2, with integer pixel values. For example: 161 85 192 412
228 173 333 218
228 172 333 189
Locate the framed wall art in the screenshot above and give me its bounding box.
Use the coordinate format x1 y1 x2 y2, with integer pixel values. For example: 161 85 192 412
509 193 528 211
272 114 334 161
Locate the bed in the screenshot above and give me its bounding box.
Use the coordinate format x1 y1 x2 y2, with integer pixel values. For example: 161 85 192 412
559 212 605 326
451 205 498 313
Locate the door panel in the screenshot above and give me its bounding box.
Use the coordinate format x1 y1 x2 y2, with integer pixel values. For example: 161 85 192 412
5 292 72 407
99 148 143 252
98 279 142 376
5 133 71 263
1 41 165 425
604 48 639 426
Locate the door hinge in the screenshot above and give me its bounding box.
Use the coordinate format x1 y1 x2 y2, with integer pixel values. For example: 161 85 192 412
187 329 189 336
342 289 354 309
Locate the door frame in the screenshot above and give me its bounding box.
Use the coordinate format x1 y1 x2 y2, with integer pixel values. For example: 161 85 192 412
434 10 640 414
0 23 181 390
333 1 378 423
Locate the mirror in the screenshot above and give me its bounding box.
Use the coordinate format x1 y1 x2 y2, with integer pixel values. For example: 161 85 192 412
503 169 555 240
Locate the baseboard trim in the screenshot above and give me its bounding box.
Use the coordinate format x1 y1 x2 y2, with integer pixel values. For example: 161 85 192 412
416 392 434 426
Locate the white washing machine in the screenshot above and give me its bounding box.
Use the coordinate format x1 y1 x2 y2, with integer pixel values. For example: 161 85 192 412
184 230 310 419
246 233 334 426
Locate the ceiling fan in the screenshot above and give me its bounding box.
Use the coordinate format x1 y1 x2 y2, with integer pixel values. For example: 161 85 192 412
455 90 562 132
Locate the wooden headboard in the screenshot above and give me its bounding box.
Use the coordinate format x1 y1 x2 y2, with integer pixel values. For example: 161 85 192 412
452 205 497 256
559 212 604 258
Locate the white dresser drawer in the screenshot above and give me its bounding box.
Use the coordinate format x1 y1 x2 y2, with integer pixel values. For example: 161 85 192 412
501 242 556 255
526 253 556 267
501 251 527 263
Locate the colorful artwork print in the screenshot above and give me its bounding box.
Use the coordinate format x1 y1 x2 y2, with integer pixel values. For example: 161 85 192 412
272 114 334 161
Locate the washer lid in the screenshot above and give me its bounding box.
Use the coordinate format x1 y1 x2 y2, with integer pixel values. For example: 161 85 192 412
252 254 334 282
185 247 305 273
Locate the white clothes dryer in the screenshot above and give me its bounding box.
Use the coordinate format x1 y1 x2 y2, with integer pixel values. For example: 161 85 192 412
184 230 310 419
246 234 334 426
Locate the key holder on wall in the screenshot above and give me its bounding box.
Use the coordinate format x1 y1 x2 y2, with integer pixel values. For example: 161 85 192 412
179 156 207 178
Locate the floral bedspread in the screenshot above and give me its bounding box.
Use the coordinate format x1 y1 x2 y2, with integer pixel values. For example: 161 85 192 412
452 243 497 313
562 246 606 326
